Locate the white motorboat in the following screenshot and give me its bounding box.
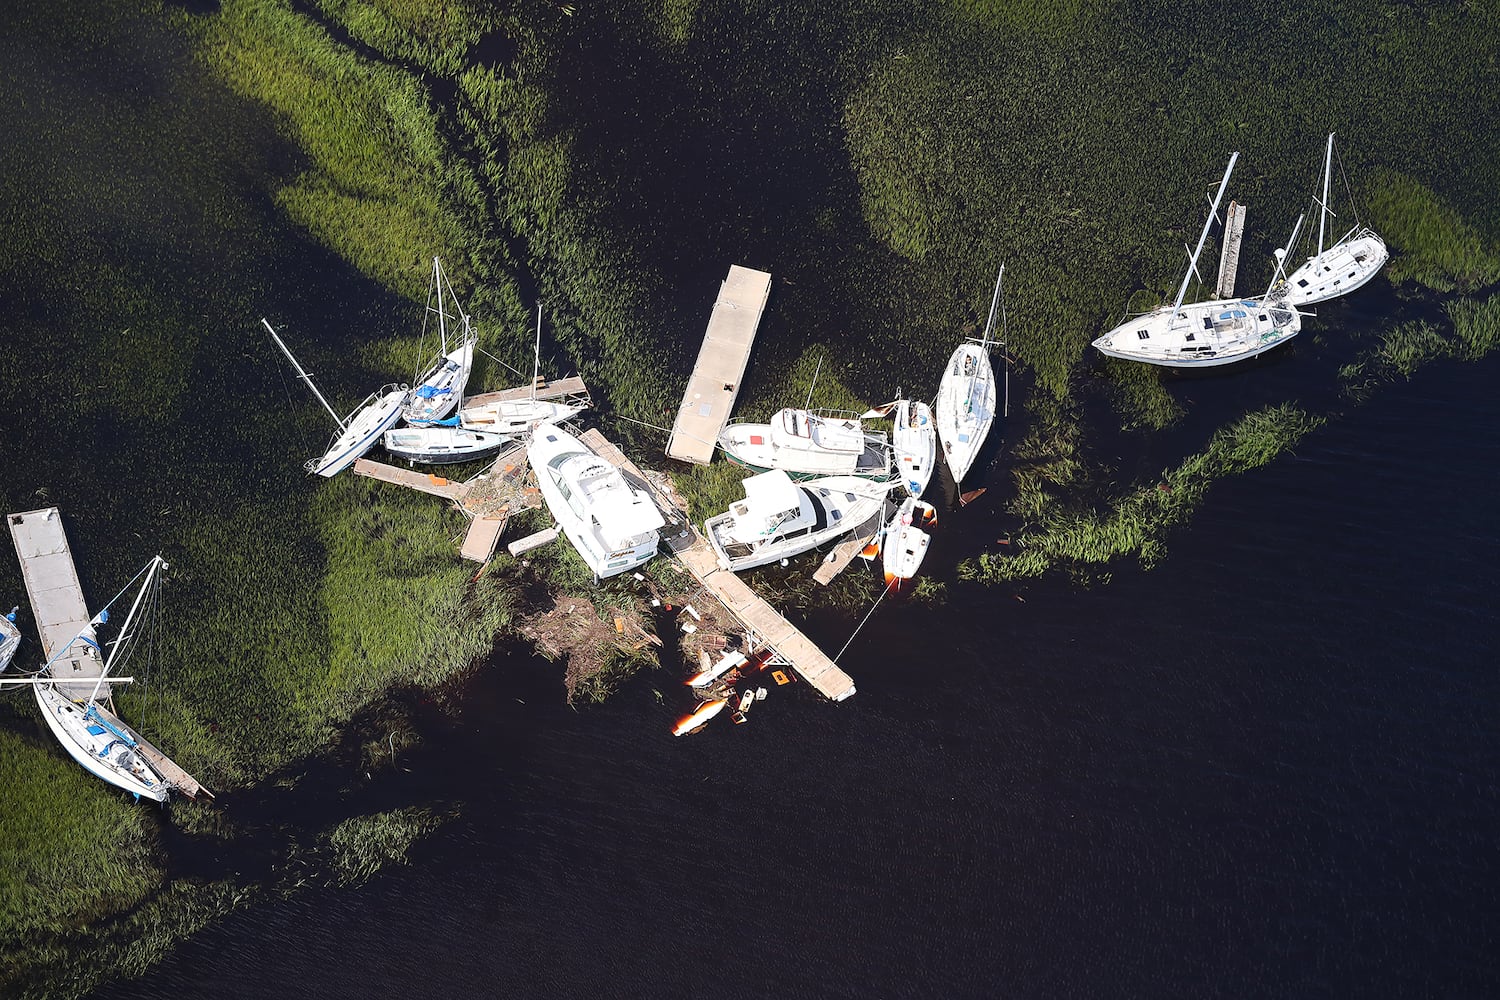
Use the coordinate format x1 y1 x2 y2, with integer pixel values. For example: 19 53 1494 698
673 697 728 736
882 497 936 588
0 607 20 673
382 425 510 465
28 557 173 801
705 470 889 572
892 399 936 498
936 266 1005 485
459 305 588 436
1092 154 1302 368
1278 133 1389 307
404 258 477 425
529 422 665 579
718 409 891 480
263 319 408 477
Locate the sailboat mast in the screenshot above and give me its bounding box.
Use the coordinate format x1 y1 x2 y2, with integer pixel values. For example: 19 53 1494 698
1172 152 1239 319
804 355 823 412
85 556 165 705
982 265 1004 347
531 305 542 401
433 257 449 355
997 265 1010 418
1270 213 1306 293
262 319 346 429
1318 132 1334 256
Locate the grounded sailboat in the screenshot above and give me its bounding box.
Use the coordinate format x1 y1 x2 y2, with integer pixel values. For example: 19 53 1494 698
459 306 587 436
881 496 936 589
705 470 889 572
0 607 20 673
936 266 1005 485
24 557 173 801
1092 153 1302 368
382 425 510 465
404 257 477 425
891 399 936 499
263 319 408 477
1278 133 1389 307
529 422 665 579
718 409 891 480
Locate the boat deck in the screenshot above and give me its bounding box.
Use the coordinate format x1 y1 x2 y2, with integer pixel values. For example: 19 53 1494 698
581 430 856 701
7 508 106 700
666 265 772 465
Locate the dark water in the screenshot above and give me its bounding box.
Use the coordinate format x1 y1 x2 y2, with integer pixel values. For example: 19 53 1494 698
112 355 1500 998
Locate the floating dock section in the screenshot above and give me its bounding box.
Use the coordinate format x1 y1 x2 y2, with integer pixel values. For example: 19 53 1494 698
8 508 106 700
666 265 773 465
461 375 591 412
1216 200 1247 298
580 430 856 701
812 510 883 586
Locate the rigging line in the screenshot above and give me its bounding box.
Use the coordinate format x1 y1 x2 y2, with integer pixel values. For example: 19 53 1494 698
833 576 894 664
1336 143 1363 229
475 344 527 379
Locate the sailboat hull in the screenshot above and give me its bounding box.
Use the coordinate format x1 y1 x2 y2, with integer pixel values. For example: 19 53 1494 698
1281 231 1388 307
404 340 475 425
0 616 20 673
1092 298 1301 369
34 685 169 801
892 400 936 498
935 344 997 484
310 387 408 477
382 426 510 465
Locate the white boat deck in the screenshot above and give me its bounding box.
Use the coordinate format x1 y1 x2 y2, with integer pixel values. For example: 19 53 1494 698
7 508 106 700
666 265 772 465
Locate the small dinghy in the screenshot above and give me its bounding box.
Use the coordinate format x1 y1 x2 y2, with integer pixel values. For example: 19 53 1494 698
882 497 936 589
403 257 477 425
937 267 1005 486
382 425 510 465
0 607 20 673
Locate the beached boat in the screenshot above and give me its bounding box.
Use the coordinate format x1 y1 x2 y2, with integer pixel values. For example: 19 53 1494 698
673 697 728 736
882 497 936 589
382 425 510 465
718 409 891 480
705 470 889 572
403 257 477 425
529 422 665 579
1091 154 1302 368
936 267 1005 484
0 608 20 673
30 557 173 801
688 649 748 688
892 399 936 498
263 319 407 477
1278 133 1389 307
459 306 588 436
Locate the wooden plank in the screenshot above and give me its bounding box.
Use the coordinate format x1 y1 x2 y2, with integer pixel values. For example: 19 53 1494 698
353 459 467 501
1217 200 1247 298
507 526 559 557
812 510 883 586
460 515 508 563
666 265 772 465
7 508 105 699
462 375 590 409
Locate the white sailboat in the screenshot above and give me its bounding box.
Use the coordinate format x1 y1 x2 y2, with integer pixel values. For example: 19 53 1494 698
1092 153 1302 368
881 496 936 589
0 607 20 673
459 306 588 436
529 422 665 579
705 470 890 573
263 319 408 477
403 257 477 425
718 408 891 480
1278 133 1389 307
382 425 511 465
937 266 1005 485
892 399 936 498
23 557 172 801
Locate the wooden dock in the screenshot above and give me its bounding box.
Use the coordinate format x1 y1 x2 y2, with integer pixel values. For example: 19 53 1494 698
462 375 592 410
352 459 467 501
580 430 856 701
1217 200 1247 298
812 510 883 586
666 265 772 465
8 508 106 700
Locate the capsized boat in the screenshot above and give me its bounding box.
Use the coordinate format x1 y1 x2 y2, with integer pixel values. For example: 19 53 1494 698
882 497 936 589
30 557 173 801
672 697 728 736
1277 133 1389 307
892 399 936 498
404 257 477 425
459 305 588 437
529 422 665 579
0 607 20 673
936 266 1005 485
263 319 408 477
687 649 748 688
705 470 889 573
382 425 510 465
719 409 891 480
1091 154 1302 368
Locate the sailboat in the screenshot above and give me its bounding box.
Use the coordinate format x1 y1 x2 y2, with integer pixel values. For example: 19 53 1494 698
459 306 587 436
705 470 890 572
863 396 936 498
0 607 20 673
1092 153 1302 368
1277 133 1389 307
936 266 1005 485
24 557 173 801
382 425 511 465
881 496 936 588
403 257 477 425
263 319 408 477
529 422 665 578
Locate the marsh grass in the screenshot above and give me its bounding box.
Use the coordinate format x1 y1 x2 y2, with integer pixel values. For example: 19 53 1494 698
1366 170 1500 294
323 806 447 886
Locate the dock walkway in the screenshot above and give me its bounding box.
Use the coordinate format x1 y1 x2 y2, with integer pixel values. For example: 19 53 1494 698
666 265 772 465
581 430 856 701
462 375 591 410
8 508 106 700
